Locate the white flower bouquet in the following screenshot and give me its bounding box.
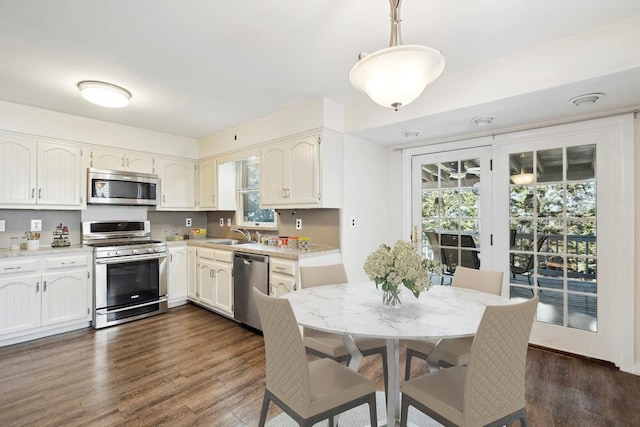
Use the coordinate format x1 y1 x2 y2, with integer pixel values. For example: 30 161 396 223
364 240 442 305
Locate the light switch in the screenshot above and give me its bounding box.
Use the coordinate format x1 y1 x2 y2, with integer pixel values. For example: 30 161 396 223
0 219 5 232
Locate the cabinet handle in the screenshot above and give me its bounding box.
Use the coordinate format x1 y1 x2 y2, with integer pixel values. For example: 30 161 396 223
3 266 22 271
126 158 130 168
293 283 297 291
61 261 76 265
275 266 286 272
36 282 39 292
38 188 42 199
122 157 125 167
162 195 166 202
31 188 35 198
212 195 216 204
170 254 173 262
43 281 47 291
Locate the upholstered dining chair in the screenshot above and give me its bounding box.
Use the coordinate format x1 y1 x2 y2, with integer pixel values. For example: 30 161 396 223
404 266 504 380
400 296 538 427
253 288 378 427
300 264 389 395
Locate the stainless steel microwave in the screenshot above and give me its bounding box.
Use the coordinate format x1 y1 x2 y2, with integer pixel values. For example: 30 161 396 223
87 168 159 205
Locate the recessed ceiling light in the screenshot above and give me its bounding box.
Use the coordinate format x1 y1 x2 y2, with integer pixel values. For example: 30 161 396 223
402 130 420 138
472 116 493 126
77 81 132 108
568 93 604 107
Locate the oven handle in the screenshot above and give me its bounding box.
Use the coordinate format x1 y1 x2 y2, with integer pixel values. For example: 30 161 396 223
95 253 167 264
95 297 168 315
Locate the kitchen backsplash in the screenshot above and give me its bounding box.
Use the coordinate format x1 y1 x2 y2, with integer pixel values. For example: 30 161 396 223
0 210 81 249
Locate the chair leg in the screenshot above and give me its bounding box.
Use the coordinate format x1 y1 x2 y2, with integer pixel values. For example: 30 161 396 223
400 393 410 427
258 390 270 427
328 415 334 427
368 392 378 427
404 352 413 381
380 348 388 405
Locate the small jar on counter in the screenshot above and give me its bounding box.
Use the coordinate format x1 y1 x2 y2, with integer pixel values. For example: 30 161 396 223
298 237 311 251
287 236 298 250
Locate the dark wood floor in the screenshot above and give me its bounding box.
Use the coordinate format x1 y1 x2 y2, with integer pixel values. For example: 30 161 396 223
1 304 639 426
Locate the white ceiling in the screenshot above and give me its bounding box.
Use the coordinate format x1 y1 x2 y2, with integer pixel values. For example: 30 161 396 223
1 0 639 146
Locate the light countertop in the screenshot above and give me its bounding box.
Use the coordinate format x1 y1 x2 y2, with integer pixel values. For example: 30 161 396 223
173 239 339 260
0 244 92 258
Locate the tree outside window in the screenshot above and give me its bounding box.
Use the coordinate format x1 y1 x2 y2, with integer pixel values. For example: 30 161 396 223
237 158 276 227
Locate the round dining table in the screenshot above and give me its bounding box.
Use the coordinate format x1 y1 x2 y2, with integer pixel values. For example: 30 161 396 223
282 281 514 426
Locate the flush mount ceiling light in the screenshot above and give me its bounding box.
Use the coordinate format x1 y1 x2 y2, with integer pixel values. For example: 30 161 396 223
402 130 420 138
349 0 445 111
472 116 493 126
77 81 132 108
568 93 605 107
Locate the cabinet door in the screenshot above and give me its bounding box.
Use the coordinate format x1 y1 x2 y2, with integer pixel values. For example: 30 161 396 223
159 159 196 209
126 154 155 174
198 157 217 209
41 269 91 326
0 136 37 205
260 143 287 205
0 274 41 335
90 147 125 170
197 258 216 308
270 273 296 297
37 142 82 206
213 261 233 316
187 247 197 299
168 246 188 304
288 137 319 204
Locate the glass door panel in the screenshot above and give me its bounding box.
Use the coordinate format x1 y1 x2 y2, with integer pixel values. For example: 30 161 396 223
508 144 597 333
412 147 492 285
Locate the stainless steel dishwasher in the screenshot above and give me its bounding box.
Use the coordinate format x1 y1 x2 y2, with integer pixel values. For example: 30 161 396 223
233 252 269 331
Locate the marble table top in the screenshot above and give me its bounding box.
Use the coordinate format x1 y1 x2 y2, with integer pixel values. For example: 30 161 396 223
282 282 514 340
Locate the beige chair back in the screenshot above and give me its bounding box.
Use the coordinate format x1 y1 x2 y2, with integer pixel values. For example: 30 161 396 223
300 264 348 288
452 266 503 296
253 288 310 416
463 297 538 425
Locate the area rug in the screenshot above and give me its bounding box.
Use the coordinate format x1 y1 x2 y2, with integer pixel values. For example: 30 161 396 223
265 392 443 426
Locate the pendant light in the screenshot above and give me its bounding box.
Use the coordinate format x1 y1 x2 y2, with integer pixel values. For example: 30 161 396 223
511 154 535 185
349 0 445 111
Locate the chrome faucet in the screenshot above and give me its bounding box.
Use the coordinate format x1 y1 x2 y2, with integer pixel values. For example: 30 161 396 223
232 228 252 241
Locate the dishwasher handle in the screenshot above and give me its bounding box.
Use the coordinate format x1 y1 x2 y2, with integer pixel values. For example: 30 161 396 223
234 252 269 264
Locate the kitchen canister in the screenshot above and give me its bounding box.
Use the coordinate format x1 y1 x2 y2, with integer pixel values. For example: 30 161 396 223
287 236 298 249
298 237 311 251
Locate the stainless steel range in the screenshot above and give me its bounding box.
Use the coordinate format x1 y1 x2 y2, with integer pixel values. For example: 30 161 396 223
83 220 168 329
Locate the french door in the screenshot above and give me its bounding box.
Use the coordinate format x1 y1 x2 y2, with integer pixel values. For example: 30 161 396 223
494 116 633 365
411 146 494 280
406 116 633 367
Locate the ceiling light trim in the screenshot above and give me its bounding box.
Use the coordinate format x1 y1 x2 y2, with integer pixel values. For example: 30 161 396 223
472 116 493 126
568 92 605 107
78 80 132 108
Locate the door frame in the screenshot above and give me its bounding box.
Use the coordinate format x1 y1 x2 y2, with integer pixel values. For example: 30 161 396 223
402 116 634 372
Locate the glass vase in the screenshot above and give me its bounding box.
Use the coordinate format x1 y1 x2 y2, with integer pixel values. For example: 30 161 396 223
382 284 402 306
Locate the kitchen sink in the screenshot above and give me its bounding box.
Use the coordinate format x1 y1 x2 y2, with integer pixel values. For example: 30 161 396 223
205 238 252 245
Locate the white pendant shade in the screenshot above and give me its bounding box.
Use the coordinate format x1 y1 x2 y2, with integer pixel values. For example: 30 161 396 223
510 172 535 185
78 81 131 108
350 45 445 110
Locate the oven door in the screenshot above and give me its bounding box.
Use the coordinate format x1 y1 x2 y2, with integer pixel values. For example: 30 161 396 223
95 253 167 311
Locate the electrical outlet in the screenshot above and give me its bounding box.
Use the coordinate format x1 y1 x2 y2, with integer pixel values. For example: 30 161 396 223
350 217 356 227
227 218 231 226
219 218 224 226
295 218 302 230
30 219 42 232
185 218 192 227
0 219 5 232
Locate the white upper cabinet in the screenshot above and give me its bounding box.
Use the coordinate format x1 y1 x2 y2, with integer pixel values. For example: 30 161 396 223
89 147 155 174
158 157 197 209
37 142 83 207
0 133 82 208
260 129 343 208
198 157 217 209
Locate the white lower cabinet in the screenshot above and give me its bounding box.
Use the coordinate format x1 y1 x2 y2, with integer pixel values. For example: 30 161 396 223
0 253 92 346
167 245 188 307
191 247 234 317
269 253 343 297
270 257 298 296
